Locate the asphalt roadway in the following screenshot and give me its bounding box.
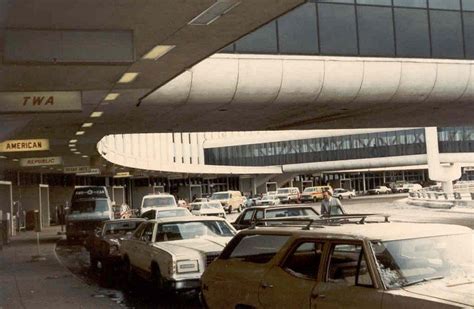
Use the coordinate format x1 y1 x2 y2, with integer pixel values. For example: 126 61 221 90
54 194 474 308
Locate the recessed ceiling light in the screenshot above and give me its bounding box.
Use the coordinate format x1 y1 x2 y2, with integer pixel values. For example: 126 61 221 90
69 139 78 143
69 144 75 147
74 151 81 155
143 45 175 60
71 148 77 152
0 155 6 159
12 158 19 162
82 155 88 158
104 93 120 101
82 123 93 128
118 72 139 83
189 0 241 25
90 111 103 118
76 131 85 136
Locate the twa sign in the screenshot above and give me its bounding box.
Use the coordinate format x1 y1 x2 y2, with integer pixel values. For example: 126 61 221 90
0 91 81 113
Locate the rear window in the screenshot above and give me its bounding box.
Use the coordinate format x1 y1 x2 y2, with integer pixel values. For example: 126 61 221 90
266 208 319 218
277 188 290 194
223 234 290 264
143 197 176 208
70 199 109 214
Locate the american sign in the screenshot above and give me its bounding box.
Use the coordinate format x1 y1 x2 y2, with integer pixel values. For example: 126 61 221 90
20 156 62 167
0 91 82 113
0 139 49 152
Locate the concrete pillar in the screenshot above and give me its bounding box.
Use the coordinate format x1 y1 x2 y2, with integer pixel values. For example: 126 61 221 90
252 177 257 196
425 127 461 194
362 173 366 193
383 171 386 184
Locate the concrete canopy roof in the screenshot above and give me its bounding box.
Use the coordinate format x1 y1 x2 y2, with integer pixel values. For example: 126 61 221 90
0 0 305 172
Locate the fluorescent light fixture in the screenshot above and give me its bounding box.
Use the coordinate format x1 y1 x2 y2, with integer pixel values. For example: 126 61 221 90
104 93 120 101
118 72 139 83
69 139 78 143
76 131 85 136
12 158 19 162
142 45 175 60
189 0 241 25
82 122 93 128
71 148 77 152
74 151 81 155
0 155 6 159
90 111 103 118
68 144 75 147
82 155 88 158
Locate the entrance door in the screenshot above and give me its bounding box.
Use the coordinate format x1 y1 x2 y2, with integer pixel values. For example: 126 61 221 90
39 185 50 228
0 181 13 234
266 182 277 192
190 185 202 201
112 186 125 205
153 186 165 194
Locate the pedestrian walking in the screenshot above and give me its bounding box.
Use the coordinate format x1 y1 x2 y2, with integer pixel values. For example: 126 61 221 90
320 190 345 216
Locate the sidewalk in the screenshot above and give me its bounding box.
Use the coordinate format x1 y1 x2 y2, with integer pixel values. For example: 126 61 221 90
0 226 118 309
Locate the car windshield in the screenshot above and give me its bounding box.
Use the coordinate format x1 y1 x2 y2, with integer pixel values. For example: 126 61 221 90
103 221 142 235
210 193 229 200
303 187 316 193
266 208 319 218
143 197 176 208
277 188 290 194
156 220 235 241
70 199 108 214
157 208 190 218
371 233 473 289
206 202 222 209
191 203 202 210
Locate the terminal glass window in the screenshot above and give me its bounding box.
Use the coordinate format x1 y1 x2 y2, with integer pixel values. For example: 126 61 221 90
394 8 431 57
235 21 277 53
357 6 395 56
465 12 474 58
430 11 464 58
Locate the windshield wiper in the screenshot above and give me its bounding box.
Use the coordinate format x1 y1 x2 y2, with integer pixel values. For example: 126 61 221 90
403 276 445 287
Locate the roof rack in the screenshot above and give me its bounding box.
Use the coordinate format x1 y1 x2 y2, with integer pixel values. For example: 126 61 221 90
250 213 390 230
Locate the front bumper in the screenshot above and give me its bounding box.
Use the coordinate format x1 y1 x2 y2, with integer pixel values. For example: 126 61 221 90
165 278 201 290
300 196 315 201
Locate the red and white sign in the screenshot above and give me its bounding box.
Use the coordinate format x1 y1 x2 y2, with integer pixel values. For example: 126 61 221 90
20 156 62 167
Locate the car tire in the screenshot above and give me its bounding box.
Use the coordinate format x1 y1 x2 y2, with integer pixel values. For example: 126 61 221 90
100 260 113 287
227 206 233 214
123 257 135 284
90 254 98 270
349 195 352 199
151 263 164 290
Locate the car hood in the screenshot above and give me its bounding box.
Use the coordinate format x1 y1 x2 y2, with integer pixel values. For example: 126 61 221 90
153 237 231 256
400 278 474 307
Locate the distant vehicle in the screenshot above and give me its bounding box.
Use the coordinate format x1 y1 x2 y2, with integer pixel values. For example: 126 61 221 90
140 207 192 220
66 186 114 243
192 197 209 203
191 202 226 218
333 188 356 200
209 191 244 214
86 218 145 277
231 205 319 230
140 194 177 214
202 219 473 309
300 186 333 203
120 216 236 291
266 191 277 197
256 195 280 206
275 187 301 204
368 186 392 195
390 182 423 193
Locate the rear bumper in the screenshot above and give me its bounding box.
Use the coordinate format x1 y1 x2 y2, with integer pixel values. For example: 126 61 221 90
165 278 201 290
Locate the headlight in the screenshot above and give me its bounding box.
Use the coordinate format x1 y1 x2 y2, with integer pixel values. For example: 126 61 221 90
176 260 199 273
109 244 119 255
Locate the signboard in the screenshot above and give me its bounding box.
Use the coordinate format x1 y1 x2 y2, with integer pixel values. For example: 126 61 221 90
0 91 82 113
72 186 108 201
64 166 91 174
76 168 101 176
0 139 49 152
114 172 131 178
20 156 62 167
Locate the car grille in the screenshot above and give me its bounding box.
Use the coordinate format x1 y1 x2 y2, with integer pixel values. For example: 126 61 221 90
206 252 220 266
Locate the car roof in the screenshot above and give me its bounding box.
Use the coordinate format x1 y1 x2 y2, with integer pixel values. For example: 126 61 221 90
245 205 316 210
239 222 472 242
144 194 174 198
149 216 227 224
154 207 185 212
104 218 146 223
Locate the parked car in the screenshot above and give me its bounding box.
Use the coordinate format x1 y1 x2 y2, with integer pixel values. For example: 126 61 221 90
231 205 319 230
368 186 392 195
256 195 281 206
300 186 333 203
333 188 356 199
275 187 301 204
191 201 226 218
140 207 192 220
209 191 244 214
140 194 177 215
192 197 209 203
202 217 473 309
86 218 145 276
121 216 236 291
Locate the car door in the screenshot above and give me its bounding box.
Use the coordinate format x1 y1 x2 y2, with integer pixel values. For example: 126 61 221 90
311 241 383 308
125 222 146 265
259 240 325 308
233 209 255 229
134 222 156 272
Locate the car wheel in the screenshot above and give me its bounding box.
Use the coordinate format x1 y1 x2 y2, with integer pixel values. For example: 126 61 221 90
348 195 352 199
227 206 233 214
151 263 163 290
90 254 98 270
123 257 135 284
100 260 113 287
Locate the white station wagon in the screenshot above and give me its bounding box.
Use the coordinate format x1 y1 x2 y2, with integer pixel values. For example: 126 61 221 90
121 216 236 291
202 216 473 308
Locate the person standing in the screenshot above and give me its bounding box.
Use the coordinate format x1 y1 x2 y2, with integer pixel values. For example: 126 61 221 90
320 190 345 216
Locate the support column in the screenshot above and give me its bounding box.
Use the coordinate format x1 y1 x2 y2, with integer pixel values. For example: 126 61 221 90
362 173 366 193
